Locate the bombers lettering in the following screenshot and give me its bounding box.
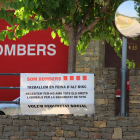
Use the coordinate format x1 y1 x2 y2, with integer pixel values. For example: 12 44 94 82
0 44 56 56
27 77 61 81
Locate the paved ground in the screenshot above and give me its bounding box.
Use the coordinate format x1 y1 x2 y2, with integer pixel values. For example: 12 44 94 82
118 19 140 38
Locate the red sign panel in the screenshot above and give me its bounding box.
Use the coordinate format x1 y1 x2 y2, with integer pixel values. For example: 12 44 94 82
0 19 69 101
127 80 129 91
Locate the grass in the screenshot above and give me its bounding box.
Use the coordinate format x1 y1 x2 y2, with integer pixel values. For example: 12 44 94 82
116 15 135 29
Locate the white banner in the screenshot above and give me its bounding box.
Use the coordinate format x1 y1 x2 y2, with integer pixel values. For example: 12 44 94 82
20 73 94 115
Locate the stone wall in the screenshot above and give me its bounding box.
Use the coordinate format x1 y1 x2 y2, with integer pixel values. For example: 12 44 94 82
0 0 14 10
0 115 135 140
76 39 105 73
0 68 119 140
1 115 140 139
94 68 117 117
0 1 6 9
129 68 140 117
2 68 140 139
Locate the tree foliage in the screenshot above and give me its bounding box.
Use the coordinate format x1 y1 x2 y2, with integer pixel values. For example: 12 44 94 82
134 1 140 17
0 0 138 71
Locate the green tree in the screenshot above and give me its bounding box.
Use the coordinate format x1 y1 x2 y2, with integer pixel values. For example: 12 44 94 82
134 1 140 23
0 0 136 72
134 1 140 17
116 11 120 16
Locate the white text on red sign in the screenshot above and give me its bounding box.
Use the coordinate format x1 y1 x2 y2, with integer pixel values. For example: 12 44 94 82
0 44 56 56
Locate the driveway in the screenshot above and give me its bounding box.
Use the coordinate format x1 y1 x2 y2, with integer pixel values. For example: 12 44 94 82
118 19 140 38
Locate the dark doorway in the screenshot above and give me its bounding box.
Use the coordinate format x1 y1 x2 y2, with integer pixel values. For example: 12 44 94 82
105 36 140 115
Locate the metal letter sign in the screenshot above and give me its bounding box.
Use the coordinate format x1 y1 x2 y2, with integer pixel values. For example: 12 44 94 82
20 73 94 115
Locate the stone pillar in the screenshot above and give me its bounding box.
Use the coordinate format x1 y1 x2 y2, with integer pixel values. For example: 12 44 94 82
76 38 105 73
0 1 5 9
95 68 117 117
0 0 14 10
75 39 116 117
129 68 140 117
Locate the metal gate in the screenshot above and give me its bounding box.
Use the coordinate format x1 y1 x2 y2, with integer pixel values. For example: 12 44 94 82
0 73 20 104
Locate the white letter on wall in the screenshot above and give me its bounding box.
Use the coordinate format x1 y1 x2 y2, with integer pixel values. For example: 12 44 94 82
17 44 26 56
0 45 3 55
37 44 46 55
4 44 15 56
28 44 36 55
47 44 56 56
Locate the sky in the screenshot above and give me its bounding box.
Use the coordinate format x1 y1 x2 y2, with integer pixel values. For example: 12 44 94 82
117 1 139 18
